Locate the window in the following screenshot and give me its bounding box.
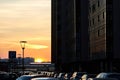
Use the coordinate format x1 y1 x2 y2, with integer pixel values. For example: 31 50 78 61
92 18 94 25
98 30 100 36
98 15 100 22
92 4 96 13
103 12 104 19
98 0 100 7
97 28 104 37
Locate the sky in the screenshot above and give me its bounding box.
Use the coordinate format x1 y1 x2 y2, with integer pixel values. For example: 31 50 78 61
0 0 51 62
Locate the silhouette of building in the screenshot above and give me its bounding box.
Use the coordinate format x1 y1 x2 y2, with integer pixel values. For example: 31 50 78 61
0 58 9 72
24 57 34 64
52 0 89 72
9 51 16 59
89 0 120 73
8 51 17 72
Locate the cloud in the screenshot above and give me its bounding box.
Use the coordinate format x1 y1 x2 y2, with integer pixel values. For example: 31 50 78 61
26 44 48 49
0 0 51 41
0 0 51 19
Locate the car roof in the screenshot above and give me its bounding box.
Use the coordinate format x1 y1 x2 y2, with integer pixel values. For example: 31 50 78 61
31 77 59 80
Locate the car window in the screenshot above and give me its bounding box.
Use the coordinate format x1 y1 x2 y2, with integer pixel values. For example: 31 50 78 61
81 74 87 79
96 73 107 78
16 76 32 80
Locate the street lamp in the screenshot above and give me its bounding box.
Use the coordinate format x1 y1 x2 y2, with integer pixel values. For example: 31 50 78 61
20 41 27 74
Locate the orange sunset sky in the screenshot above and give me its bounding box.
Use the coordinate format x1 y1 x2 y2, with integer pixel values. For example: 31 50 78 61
0 0 51 62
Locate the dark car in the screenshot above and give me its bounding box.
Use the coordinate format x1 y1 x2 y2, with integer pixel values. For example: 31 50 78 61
64 72 73 80
9 73 18 80
0 72 10 80
16 74 47 80
70 72 87 80
96 72 120 80
57 72 65 80
88 72 120 80
81 74 97 80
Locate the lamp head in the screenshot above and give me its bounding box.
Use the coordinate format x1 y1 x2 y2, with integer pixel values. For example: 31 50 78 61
20 41 27 49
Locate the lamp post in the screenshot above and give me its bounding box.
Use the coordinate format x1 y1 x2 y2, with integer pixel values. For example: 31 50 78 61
20 41 27 74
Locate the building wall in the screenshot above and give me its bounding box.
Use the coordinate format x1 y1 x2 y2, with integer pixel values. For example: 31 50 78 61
77 0 89 61
52 0 120 73
89 0 120 72
52 0 89 72
52 0 76 72
51 0 58 65
89 0 106 60
60 0 76 63
113 0 120 59
89 0 120 60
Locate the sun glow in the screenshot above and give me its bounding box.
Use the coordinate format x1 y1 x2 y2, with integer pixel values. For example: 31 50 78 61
34 58 44 63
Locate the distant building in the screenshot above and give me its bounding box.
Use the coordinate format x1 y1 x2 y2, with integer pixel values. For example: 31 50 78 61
0 62 9 72
8 51 17 72
17 62 55 72
0 57 34 72
52 0 89 72
16 57 34 65
8 51 16 59
24 57 34 64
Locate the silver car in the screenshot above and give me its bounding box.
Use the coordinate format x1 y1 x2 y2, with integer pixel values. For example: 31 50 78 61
31 77 59 80
16 74 47 80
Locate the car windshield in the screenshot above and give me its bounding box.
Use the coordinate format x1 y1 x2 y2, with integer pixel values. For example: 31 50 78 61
96 73 107 78
0 73 9 79
16 76 33 80
108 74 120 79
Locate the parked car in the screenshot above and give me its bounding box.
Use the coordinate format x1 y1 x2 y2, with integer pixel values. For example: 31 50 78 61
0 72 10 80
31 77 59 80
16 74 47 80
88 72 120 80
81 74 97 80
88 78 118 80
64 72 73 80
57 72 65 80
96 72 120 79
54 73 59 78
9 73 18 80
70 72 87 80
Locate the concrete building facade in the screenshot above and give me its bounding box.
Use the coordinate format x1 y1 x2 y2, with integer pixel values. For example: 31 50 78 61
89 0 120 73
51 0 89 72
52 0 120 73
